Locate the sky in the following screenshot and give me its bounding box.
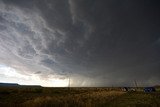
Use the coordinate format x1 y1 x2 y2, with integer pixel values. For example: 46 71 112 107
0 0 160 87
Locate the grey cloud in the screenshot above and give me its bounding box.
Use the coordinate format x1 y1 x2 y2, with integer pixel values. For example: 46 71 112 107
0 0 160 86
34 71 41 74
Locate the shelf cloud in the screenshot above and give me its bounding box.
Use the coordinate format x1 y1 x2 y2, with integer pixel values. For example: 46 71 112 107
0 0 160 87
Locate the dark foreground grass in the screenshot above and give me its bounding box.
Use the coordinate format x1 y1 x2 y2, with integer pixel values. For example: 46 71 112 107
106 92 160 107
0 87 160 107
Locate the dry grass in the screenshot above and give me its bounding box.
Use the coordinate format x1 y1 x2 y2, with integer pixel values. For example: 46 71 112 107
21 90 124 107
0 87 160 107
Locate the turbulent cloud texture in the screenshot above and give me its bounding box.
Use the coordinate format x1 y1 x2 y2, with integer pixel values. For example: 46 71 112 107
0 0 160 87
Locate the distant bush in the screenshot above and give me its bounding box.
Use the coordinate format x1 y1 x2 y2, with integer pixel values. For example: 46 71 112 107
0 90 10 94
0 88 18 94
19 88 42 93
33 88 43 93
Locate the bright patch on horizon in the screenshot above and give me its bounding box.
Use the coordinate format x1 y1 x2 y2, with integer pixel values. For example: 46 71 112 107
0 64 29 79
0 64 69 87
39 78 69 87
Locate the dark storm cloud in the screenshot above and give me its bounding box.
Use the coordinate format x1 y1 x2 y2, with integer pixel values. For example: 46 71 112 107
34 71 41 74
0 0 160 86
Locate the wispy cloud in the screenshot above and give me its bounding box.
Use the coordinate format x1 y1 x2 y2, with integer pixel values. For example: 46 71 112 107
0 0 160 87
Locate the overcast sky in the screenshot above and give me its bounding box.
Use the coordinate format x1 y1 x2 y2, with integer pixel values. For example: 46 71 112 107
0 0 160 87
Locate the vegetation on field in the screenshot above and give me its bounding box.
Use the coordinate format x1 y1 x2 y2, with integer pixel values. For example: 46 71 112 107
0 87 160 107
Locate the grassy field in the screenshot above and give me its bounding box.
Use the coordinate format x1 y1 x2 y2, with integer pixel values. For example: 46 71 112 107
0 86 160 107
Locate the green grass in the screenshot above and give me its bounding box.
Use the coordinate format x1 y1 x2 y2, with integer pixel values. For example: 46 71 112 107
0 87 160 107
